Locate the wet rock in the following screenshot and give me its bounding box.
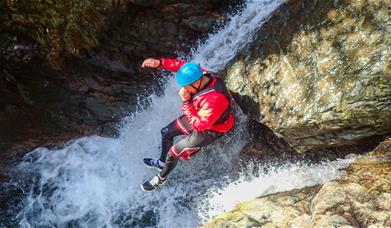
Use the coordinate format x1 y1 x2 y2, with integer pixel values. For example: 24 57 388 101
1 0 114 66
183 16 217 32
223 0 391 153
129 0 162 7
1 0 238 66
202 138 391 228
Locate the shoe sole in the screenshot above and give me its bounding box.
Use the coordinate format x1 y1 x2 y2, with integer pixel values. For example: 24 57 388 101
140 180 167 192
140 184 156 192
143 163 163 172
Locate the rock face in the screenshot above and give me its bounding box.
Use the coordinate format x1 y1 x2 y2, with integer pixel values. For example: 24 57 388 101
1 0 239 66
223 0 391 153
202 138 391 228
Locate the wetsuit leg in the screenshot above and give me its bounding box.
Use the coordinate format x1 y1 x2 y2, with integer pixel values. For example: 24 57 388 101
159 153 178 178
171 130 224 160
159 120 183 163
159 115 193 178
160 130 224 178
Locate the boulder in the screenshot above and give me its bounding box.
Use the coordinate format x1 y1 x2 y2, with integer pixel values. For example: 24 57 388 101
202 138 391 227
223 0 391 153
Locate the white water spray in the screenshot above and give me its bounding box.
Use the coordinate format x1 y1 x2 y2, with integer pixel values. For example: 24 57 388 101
10 0 354 227
197 158 353 221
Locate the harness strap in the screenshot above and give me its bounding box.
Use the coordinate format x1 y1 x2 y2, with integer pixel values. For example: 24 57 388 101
192 73 232 125
212 76 232 124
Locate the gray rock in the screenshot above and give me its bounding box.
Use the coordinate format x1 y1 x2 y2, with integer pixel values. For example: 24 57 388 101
203 138 391 228
223 0 391 153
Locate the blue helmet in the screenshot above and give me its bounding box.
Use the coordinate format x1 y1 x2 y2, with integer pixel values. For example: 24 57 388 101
176 62 203 87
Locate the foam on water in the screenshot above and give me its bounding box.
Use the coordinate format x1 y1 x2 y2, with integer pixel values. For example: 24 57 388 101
8 0 354 227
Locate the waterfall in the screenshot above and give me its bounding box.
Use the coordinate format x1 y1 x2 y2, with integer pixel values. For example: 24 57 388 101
8 0 353 227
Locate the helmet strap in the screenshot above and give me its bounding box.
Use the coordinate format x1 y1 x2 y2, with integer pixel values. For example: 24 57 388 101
190 77 203 93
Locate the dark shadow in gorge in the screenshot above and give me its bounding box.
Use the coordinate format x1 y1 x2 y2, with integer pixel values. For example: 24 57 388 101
239 118 389 178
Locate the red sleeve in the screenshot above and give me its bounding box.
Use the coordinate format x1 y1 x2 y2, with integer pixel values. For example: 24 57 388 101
159 58 208 73
159 58 187 72
182 93 229 131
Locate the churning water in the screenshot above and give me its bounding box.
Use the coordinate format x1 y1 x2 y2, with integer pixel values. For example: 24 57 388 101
7 0 353 227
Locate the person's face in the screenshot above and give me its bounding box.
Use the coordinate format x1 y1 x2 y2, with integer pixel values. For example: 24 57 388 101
184 79 202 95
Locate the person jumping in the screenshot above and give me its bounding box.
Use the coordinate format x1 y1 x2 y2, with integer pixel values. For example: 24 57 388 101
140 58 235 192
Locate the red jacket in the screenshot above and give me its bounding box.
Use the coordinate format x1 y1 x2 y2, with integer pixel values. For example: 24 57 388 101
160 58 234 133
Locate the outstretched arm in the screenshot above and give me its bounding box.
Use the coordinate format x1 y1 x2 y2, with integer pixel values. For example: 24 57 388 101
159 58 188 72
141 58 207 73
141 58 187 72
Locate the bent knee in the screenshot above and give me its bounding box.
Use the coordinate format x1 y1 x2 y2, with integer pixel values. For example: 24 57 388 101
166 153 176 162
161 126 170 138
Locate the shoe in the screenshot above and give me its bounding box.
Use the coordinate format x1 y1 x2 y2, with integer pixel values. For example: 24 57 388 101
143 158 164 172
141 175 167 192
